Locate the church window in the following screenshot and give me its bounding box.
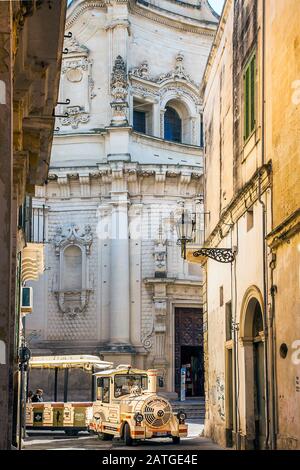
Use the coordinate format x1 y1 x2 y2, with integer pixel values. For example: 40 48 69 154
164 106 182 143
243 53 256 141
133 110 146 133
132 98 153 135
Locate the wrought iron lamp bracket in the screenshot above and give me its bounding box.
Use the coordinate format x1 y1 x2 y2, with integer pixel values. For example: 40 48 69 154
193 248 235 263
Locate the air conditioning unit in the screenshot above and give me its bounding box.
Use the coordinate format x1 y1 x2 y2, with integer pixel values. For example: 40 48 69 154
21 286 33 313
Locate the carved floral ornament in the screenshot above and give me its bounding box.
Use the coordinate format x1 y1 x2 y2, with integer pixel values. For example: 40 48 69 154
129 52 199 88
54 223 93 255
59 36 96 129
110 55 129 126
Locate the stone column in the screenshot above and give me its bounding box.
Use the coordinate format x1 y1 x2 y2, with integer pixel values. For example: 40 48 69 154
110 196 130 344
0 1 13 450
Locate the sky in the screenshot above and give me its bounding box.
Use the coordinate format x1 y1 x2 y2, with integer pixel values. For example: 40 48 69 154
208 0 225 15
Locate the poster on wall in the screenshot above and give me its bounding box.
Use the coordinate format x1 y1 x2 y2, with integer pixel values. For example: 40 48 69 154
180 367 186 402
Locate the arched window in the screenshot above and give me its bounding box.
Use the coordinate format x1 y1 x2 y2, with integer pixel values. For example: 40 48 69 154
164 106 182 143
63 245 82 291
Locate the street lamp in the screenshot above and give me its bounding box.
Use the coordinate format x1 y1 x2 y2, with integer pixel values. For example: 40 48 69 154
176 210 236 263
176 210 195 260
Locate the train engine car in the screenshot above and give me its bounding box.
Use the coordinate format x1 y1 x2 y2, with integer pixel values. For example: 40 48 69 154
89 366 187 445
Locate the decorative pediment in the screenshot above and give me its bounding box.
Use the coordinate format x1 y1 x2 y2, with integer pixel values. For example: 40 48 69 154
129 52 199 89
63 36 89 57
54 223 93 255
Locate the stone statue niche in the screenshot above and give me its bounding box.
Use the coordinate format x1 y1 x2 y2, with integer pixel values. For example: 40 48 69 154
53 223 93 317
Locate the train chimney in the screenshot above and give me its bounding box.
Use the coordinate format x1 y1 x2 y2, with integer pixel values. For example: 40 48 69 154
147 369 157 393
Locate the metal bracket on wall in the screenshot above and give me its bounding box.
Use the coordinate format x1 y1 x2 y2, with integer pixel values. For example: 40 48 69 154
193 248 235 263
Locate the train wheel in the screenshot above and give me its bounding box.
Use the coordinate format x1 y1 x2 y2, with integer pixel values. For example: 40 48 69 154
123 423 133 446
172 436 180 444
65 429 79 436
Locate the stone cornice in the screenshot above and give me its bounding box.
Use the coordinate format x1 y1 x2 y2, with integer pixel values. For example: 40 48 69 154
205 163 272 248
129 0 217 36
48 162 203 180
66 0 108 28
201 0 232 96
267 208 300 249
45 162 202 200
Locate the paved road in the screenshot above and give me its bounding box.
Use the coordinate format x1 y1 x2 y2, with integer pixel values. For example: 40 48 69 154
23 420 222 450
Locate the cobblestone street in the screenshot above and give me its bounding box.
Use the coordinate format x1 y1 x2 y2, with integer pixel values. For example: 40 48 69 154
24 420 222 451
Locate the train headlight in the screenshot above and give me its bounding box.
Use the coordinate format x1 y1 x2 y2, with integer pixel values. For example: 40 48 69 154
93 412 101 420
177 410 186 423
134 412 144 423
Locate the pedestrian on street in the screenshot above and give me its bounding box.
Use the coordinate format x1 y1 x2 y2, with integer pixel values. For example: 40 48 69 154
32 388 44 402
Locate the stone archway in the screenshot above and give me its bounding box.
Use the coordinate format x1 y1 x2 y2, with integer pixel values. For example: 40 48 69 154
240 286 266 449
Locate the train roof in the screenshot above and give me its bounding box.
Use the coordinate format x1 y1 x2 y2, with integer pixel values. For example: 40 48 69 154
93 366 148 377
29 355 113 370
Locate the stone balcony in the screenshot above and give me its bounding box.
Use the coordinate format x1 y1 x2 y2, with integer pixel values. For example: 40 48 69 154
130 131 203 168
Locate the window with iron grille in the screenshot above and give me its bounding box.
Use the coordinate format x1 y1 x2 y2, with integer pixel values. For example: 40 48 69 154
164 106 182 143
243 53 256 141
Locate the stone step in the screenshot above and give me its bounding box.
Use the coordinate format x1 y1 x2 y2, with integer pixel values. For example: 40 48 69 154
171 400 205 419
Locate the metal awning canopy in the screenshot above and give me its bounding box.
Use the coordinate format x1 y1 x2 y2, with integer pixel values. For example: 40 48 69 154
29 355 113 371
93 367 147 376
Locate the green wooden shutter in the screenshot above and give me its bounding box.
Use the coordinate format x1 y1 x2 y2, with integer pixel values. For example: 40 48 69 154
244 54 256 141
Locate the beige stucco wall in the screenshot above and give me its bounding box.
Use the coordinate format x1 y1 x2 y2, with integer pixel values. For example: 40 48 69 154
265 0 300 449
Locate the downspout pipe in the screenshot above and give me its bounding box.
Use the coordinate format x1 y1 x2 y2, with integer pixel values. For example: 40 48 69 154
260 0 276 450
269 257 277 449
258 173 270 450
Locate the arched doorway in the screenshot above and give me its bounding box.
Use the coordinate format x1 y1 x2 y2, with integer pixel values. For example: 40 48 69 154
240 288 266 449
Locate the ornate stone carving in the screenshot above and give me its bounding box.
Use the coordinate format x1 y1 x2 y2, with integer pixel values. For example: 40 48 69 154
54 223 93 256
53 224 93 318
154 303 167 360
55 290 91 318
154 240 167 278
60 36 95 129
60 106 90 129
129 52 199 88
129 59 150 80
110 55 128 126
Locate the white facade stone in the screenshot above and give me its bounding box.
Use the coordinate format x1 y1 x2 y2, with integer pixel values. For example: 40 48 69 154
26 0 218 395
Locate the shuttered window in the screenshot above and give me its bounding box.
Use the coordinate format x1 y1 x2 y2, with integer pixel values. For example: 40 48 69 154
244 54 256 141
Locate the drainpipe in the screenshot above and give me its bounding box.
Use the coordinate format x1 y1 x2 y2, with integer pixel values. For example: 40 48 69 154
230 220 240 449
259 0 276 450
269 256 277 449
258 173 270 450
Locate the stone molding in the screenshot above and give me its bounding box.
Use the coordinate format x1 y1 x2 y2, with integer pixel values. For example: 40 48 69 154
130 0 217 36
129 52 199 90
47 162 202 199
53 223 93 256
66 1 217 35
59 35 96 129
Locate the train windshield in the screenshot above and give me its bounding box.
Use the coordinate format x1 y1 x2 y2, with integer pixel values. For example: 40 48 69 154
114 374 148 397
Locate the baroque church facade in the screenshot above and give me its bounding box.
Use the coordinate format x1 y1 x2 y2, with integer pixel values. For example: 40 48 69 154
27 0 218 397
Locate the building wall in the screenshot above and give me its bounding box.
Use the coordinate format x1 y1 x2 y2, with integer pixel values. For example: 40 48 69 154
265 0 300 449
201 0 274 449
201 0 300 450
26 0 218 395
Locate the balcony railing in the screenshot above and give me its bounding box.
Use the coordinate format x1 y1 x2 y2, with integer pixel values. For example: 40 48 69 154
18 196 46 244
